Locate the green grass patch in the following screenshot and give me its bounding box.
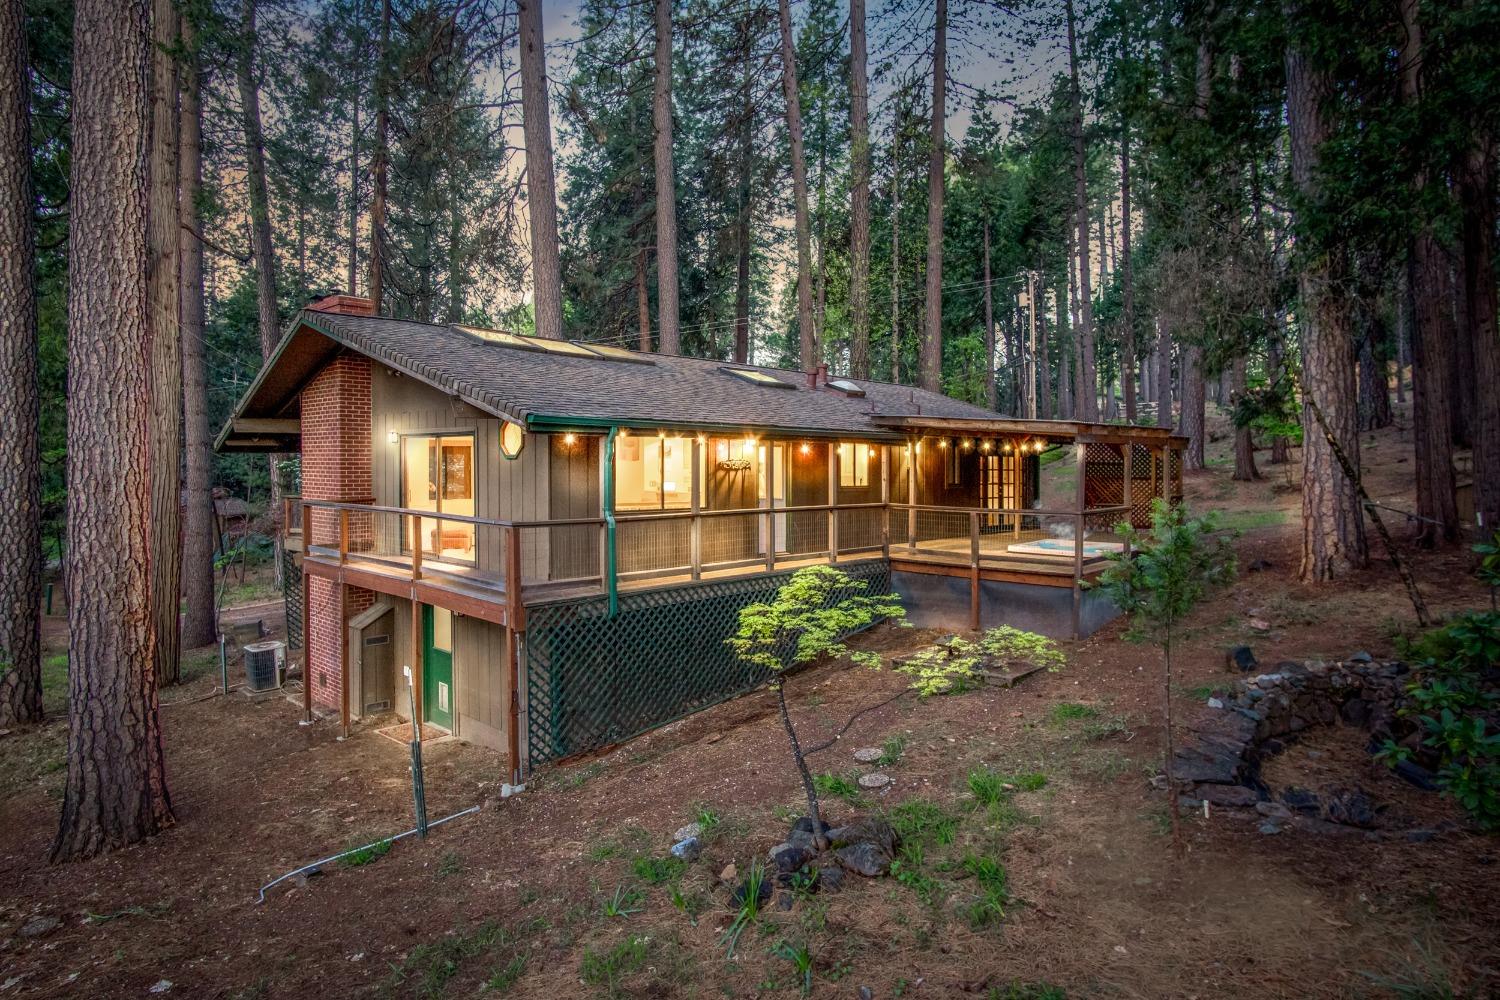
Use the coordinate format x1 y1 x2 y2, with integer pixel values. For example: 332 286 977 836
41 652 68 716
339 838 392 868
1080 714 1131 741
959 851 1010 929
889 799 958 847
988 982 1068 1000
813 772 863 802
1048 702 1100 724
1216 508 1288 533
878 734 907 767
967 768 1008 808
630 855 685 885
1008 771 1048 792
382 917 545 999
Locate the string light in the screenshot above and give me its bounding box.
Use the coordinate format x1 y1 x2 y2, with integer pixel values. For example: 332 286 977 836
799 442 811 456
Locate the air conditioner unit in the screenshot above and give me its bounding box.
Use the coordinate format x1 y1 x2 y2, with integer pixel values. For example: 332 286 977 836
243 640 286 692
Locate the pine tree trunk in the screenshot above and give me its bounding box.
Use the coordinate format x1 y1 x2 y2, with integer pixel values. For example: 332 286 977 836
1057 276 1073 419
651 0 680 353
369 0 389 311
54 0 174 862
149 0 182 685
733 13 753 365
1398 0 1458 545
1286 23 1368 580
1231 356 1259 481
983 220 995 410
637 246 652 352
918 0 946 393
519 0 565 341
1395 270 1410 404
0 0 42 726
848 0 870 379
778 0 816 370
890 134 901 383
179 17 215 653
1357 329 1392 431
1180 345 1205 469
1065 0 1096 419
1461 141 1500 534
1120 119 1137 423
348 86 359 295
1156 320 1173 429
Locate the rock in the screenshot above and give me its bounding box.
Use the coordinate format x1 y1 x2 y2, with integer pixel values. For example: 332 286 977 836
1255 801 1292 819
790 816 832 838
1247 558 1273 572
1195 784 1258 808
18 916 60 939
1207 697 1224 710
148 981 173 994
671 837 702 862
834 841 893 877
859 987 875 1000
729 876 773 911
1348 651 1373 663
1393 759 1439 791
1171 743 1245 785
719 862 737 882
1405 829 1438 843
852 747 883 764
815 865 844 892
826 816 898 855
1248 617 1271 632
1258 820 1284 835
672 822 703 843
857 772 892 790
768 842 815 873
1280 787 1320 814
776 891 796 911
1228 646 1259 672
1324 788 1379 829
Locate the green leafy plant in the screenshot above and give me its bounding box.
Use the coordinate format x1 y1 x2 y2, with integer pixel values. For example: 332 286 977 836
727 566 905 848
878 734 907 766
722 860 768 957
631 855 686 885
977 625 1067 672
895 627 1065 697
1474 531 1500 610
1094 500 1237 856
813 772 863 802
773 940 816 996
601 883 644 918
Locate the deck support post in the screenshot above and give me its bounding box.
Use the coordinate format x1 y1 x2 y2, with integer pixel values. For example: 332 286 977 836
690 436 702 580
969 510 981 631
906 441 917 551
1072 441 1087 640
339 583 350 739
764 441 776 573
827 444 838 563
879 445 891 559
301 559 312 724
505 526 524 629
339 509 349 564
410 515 423 581
410 598 424 742
503 625 521 784
1122 443 1135 555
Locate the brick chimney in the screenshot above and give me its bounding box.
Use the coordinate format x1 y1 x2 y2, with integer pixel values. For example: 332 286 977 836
307 293 376 317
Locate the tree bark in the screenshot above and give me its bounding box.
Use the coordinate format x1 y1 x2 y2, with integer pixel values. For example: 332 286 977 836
1357 328 1392 431
982 220 995 410
519 0 565 341
637 246 652 352
1231 355 1259 480
149 0 182 685
54 0 174 862
179 14 215 653
1461 141 1500 534
369 0 389 311
733 10 754 365
1156 319 1173 429
0 0 42 725
1285 21 1368 580
650 0 680 353
777 0 816 370
848 0 870 379
1398 0 1458 545
890 125 901 383
1065 0 1096 419
1180 345 1205 469
918 0 946 393
348 79 359 295
1120 119 1137 423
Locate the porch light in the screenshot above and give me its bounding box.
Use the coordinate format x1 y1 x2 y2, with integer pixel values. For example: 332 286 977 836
500 422 525 459
962 438 972 450
939 439 949 449
1001 441 1010 453
696 433 707 446
562 432 578 447
799 442 811 456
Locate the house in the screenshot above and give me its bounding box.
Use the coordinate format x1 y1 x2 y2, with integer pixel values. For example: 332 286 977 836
217 294 1186 781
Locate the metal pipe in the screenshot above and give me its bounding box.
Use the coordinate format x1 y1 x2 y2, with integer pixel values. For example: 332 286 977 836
603 426 619 618
256 804 481 903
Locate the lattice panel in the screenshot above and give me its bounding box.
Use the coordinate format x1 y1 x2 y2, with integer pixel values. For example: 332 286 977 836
282 546 303 641
523 559 891 766
1080 442 1183 529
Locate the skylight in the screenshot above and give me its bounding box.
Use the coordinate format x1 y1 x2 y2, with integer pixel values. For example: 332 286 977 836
826 378 866 397
521 336 601 358
456 324 535 350
580 342 656 364
722 367 795 388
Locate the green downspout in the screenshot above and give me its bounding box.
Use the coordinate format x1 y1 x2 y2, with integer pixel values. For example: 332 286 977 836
604 426 619 618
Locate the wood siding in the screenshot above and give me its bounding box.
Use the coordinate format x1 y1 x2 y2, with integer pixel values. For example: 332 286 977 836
386 592 509 752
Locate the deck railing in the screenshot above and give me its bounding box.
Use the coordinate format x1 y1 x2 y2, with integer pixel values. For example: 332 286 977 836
288 497 1134 600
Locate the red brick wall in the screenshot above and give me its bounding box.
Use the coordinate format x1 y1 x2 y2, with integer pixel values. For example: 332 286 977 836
300 355 376 712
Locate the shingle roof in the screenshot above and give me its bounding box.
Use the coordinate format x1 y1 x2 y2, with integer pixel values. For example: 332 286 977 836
251 310 1007 439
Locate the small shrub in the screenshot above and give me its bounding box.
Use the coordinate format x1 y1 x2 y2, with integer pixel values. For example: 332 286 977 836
773 940 815 996
631 855 686 885
722 861 768 956
878 734 907 766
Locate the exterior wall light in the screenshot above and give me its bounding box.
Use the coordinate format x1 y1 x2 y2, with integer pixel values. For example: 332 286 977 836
500 422 525 460
562 432 578 447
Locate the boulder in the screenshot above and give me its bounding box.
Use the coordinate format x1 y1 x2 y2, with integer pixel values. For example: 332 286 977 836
673 822 703 843
834 840 893 877
1228 646 1259 672
826 816 898 855
1194 784 1258 808
671 837 702 862
19 916 60 939
767 842 815 874
1323 787 1379 829
1280 786 1320 814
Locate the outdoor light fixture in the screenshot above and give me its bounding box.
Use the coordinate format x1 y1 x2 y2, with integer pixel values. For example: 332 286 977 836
939 439 949 449
500 422 525 460
562 432 578 447
962 438 972 450
982 441 992 452
799 442 812 456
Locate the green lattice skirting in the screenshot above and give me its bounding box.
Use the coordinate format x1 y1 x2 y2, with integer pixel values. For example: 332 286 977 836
522 559 890 767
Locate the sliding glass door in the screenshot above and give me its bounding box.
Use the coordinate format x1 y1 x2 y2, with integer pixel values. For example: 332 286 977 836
401 433 476 562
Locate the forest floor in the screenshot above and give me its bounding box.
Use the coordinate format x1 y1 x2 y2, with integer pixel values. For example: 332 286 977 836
2 402 1498 1000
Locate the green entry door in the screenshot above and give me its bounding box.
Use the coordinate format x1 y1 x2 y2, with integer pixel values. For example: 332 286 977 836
422 605 455 730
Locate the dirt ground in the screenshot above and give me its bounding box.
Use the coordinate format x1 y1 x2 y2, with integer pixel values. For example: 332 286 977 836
3 403 1498 1000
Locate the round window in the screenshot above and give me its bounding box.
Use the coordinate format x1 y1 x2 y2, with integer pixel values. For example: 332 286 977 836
500 422 525 460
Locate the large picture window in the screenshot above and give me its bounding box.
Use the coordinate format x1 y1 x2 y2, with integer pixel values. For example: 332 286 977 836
402 433 476 561
615 434 693 510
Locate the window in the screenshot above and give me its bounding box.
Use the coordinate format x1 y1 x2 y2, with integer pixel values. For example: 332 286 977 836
401 433 476 561
722 367 795 388
615 434 693 510
944 443 961 487
838 442 871 488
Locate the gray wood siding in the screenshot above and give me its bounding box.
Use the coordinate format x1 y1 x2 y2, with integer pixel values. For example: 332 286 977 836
549 434 602 580
369 365 550 580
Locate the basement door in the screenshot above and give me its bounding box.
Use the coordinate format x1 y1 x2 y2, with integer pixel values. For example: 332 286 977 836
421 605 455 731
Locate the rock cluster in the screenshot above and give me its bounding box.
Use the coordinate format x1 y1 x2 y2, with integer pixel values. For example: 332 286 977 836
1172 655 1442 835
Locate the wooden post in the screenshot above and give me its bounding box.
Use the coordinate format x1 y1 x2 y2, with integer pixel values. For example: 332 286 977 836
339 509 349 564
969 510 981 631
301 501 312 552
410 598 424 741
301 566 312 724
827 443 838 563
1072 440 1087 639
410 514 423 580
505 526 524 629
764 441 775 572
879 444 891 559
690 436 702 580
1122 442 1135 557
906 442 917 551
339 583 350 739
502 625 521 783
